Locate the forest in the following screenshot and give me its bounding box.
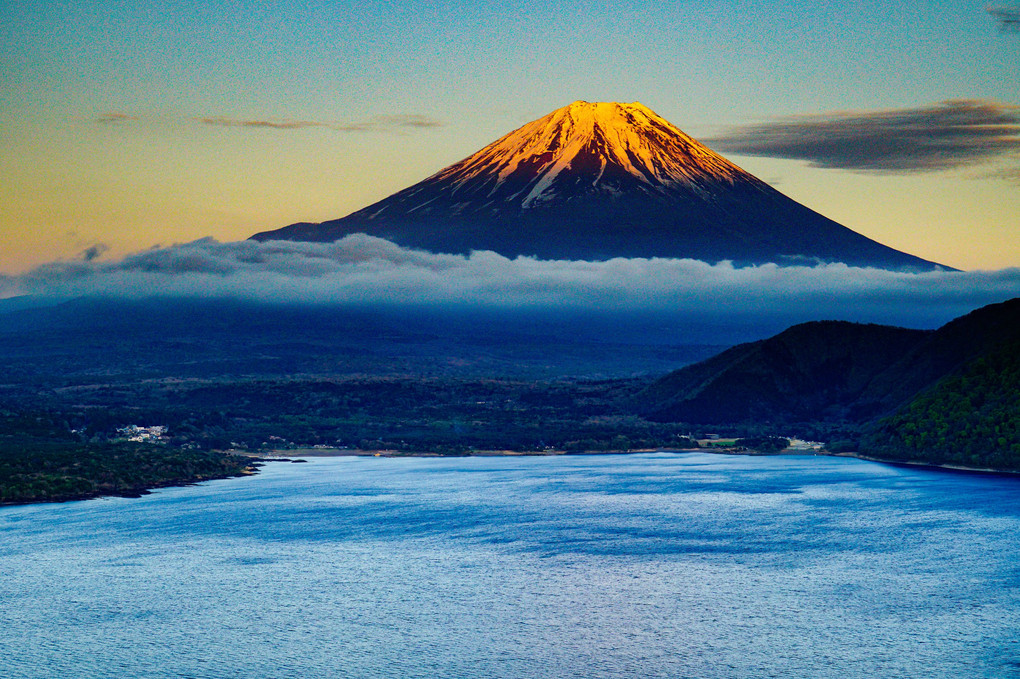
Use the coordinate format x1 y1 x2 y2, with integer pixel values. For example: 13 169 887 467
0 411 255 504
862 341 1020 471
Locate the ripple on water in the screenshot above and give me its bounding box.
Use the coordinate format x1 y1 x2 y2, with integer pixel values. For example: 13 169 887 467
1 453 1019 679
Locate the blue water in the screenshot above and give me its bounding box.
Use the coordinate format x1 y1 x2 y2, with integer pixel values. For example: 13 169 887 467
2 453 1019 678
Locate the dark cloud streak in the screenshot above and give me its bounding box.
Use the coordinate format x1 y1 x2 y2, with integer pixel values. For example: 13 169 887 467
375 114 443 129
79 244 109 262
708 100 1020 173
96 113 139 125
198 117 333 130
987 5 1020 31
197 114 444 133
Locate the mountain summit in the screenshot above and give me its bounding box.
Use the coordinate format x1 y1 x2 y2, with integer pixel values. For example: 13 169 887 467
394 100 753 210
252 101 942 269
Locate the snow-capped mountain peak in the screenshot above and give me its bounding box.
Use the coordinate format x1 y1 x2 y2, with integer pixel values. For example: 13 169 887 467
425 100 754 209
251 101 943 270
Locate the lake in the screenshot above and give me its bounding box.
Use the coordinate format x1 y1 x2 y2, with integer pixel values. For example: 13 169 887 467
2 453 1019 678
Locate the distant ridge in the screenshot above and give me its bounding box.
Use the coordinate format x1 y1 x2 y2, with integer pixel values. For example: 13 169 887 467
638 297 1020 429
253 101 945 270
636 321 931 424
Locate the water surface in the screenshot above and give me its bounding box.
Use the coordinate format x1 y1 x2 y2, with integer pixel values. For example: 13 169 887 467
2 453 1018 678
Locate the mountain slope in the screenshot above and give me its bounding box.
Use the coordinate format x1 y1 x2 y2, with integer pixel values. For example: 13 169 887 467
638 298 1020 435
637 321 930 424
861 339 1020 470
252 101 942 269
857 297 1020 412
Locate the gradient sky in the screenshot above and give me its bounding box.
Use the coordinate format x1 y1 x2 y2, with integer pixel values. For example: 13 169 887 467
2 0 1017 274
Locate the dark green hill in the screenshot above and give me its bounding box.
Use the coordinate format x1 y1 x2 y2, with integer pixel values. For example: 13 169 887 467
861 339 1020 471
856 299 1020 470
637 321 930 425
638 297 1020 470
858 297 1020 413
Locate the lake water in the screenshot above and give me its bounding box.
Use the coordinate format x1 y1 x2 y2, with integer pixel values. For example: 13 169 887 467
2 453 1019 678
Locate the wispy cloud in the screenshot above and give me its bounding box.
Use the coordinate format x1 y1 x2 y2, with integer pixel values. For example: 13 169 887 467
4 236 1019 337
197 114 444 133
375 114 443 129
708 100 1020 174
79 244 109 262
96 113 140 125
198 117 333 130
987 5 1020 32
987 165 1020 181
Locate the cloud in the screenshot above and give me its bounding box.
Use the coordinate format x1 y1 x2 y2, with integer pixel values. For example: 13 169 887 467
79 244 109 262
197 114 444 133
96 113 139 125
987 5 1020 32
708 100 1020 173
4 236 1019 339
375 114 444 129
198 117 332 130
987 165 1020 181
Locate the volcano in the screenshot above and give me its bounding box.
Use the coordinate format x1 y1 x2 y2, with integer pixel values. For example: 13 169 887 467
252 101 942 269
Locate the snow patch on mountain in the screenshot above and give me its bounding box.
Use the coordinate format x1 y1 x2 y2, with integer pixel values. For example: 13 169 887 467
421 101 757 210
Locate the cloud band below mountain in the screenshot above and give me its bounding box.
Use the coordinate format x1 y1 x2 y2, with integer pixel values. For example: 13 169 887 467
4 236 1019 342
708 100 1020 173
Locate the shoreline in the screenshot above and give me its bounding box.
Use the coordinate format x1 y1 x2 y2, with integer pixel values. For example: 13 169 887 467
244 446 1020 477
238 446 705 459
9 448 1016 509
824 451 1020 477
0 462 261 508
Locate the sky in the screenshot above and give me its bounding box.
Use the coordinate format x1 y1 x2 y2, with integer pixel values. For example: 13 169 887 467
1 0 1018 279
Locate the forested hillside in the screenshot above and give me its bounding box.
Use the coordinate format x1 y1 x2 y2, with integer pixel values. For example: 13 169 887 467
638 321 929 425
861 340 1020 471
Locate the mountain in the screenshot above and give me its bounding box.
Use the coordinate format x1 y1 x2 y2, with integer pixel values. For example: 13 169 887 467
252 101 943 269
855 297 1020 412
857 299 1020 470
861 336 1020 470
637 321 931 425
638 298 1020 445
